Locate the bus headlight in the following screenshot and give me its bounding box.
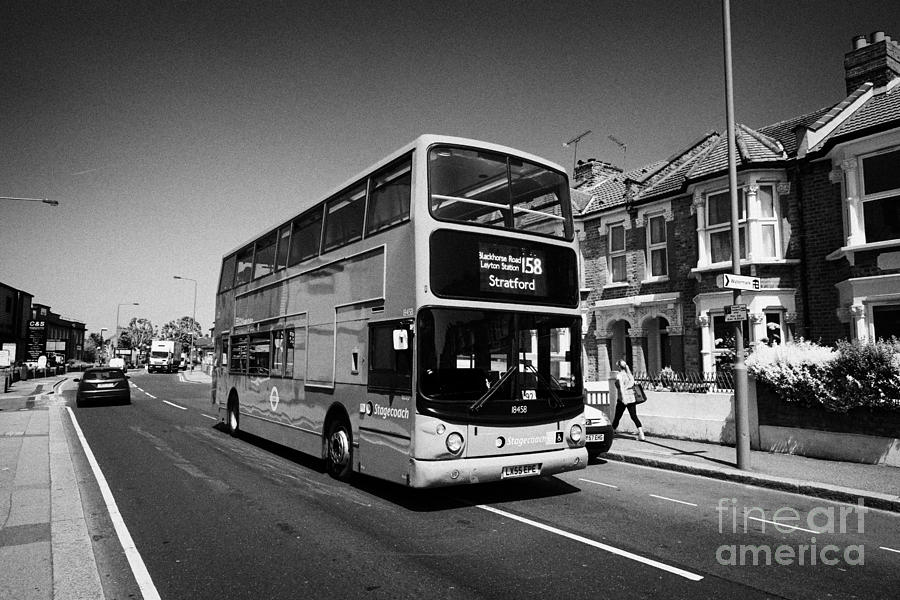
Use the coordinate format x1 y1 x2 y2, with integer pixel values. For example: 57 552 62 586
569 424 583 444
446 432 464 455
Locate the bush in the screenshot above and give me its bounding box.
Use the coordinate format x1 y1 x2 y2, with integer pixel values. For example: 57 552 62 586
829 338 900 411
748 338 900 413
747 340 837 409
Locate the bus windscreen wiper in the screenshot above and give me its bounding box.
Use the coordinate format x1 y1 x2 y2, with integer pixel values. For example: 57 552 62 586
469 365 518 413
524 363 564 409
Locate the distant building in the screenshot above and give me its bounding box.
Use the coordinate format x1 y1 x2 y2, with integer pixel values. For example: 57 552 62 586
0 281 33 365
576 30 900 381
28 303 86 364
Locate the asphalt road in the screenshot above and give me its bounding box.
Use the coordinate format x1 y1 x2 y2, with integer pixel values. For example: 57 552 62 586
59 370 900 599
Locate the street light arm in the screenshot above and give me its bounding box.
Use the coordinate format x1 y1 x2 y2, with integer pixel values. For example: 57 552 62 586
0 196 59 206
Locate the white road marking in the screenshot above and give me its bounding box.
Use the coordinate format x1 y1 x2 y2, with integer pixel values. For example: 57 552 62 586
163 400 187 410
65 407 161 600
880 546 900 554
579 478 619 489
747 516 819 534
477 504 703 581
649 494 698 507
200 413 217 420
144 392 156 399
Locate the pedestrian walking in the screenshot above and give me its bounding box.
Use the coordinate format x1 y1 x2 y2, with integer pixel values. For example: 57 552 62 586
612 358 645 441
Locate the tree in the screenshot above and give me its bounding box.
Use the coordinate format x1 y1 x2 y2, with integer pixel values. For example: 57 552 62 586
160 316 202 354
85 332 106 363
119 317 156 352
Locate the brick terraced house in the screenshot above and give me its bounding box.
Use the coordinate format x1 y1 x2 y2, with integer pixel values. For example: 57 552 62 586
576 31 900 382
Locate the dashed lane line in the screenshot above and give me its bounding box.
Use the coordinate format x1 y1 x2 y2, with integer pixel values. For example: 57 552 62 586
746 516 820 534
200 414 217 420
476 504 703 581
579 478 619 489
162 400 186 410
649 494 699 507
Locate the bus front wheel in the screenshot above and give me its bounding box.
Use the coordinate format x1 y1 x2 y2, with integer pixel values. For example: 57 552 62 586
326 418 353 481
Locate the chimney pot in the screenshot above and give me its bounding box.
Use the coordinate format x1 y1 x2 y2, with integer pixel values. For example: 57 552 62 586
853 35 867 50
870 31 885 43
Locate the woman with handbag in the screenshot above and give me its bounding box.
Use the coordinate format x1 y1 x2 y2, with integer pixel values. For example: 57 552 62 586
613 358 645 441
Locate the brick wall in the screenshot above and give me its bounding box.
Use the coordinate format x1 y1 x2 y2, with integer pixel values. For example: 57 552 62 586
798 162 851 343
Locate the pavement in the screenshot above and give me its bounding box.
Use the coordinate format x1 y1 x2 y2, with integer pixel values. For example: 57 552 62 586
604 433 900 512
0 369 897 599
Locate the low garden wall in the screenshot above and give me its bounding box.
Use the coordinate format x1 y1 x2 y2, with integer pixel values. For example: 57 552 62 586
607 376 738 444
754 377 900 466
600 374 899 466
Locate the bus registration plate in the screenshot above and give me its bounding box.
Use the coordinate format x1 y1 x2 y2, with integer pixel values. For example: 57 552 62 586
585 433 605 442
501 463 541 479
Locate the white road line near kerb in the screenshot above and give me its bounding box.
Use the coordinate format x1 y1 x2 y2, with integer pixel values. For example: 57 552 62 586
579 478 619 489
476 504 704 581
65 406 162 600
747 516 819 534
880 546 900 554
163 400 187 410
200 413 217 420
144 392 156 399
649 493 699 507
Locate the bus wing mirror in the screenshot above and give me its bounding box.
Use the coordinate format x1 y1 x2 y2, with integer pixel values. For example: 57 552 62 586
393 329 409 351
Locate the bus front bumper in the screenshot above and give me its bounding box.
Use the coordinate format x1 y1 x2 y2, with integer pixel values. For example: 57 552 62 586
407 447 587 488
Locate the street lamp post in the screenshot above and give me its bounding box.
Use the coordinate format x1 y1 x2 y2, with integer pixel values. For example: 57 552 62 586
99 328 108 365
116 302 139 363
173 276 198 368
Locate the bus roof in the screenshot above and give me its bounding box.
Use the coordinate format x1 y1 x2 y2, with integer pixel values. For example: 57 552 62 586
219 134 569 259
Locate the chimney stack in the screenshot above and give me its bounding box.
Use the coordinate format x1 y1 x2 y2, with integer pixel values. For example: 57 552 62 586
573 158 623 187
844 30 900 95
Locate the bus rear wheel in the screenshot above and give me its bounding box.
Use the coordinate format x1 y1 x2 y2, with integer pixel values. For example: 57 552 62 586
226 397 240 436
326 418 353 481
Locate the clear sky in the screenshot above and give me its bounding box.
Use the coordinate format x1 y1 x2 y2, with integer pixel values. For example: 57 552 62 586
2 1 898 336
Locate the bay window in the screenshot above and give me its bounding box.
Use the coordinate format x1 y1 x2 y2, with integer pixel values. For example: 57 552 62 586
860 147 900 243
707 189 746 264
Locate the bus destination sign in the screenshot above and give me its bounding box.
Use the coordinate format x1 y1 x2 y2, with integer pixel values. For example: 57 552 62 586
479 242 547 296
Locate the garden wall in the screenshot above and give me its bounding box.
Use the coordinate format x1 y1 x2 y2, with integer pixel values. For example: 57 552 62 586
608 376 740 444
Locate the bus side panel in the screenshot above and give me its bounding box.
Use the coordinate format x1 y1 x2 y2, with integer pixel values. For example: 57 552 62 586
357 391 414 483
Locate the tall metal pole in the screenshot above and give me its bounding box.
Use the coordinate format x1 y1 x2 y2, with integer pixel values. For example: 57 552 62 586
116 302 139 346
173 276 198 366
722 0 751 470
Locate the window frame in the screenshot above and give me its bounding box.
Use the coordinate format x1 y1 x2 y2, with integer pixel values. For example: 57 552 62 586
252 230 278 280
368 321 412 393
705 188 747 265
645 212 668 279
365 153 413 236
219 254 237 292
274 224 292 272
288 207 324 267
323 182 367 253
860 146 900 244
234 245 255 287
608 222 627 283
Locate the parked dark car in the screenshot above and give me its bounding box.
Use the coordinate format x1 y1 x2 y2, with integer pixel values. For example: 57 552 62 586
74 367 131 406
584 403 614 458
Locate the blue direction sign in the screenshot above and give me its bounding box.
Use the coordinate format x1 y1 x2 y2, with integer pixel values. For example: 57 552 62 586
716 273 761 291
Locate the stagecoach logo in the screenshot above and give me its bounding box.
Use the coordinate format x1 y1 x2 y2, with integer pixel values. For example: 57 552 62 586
269 386 279 411
373 403 409 420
